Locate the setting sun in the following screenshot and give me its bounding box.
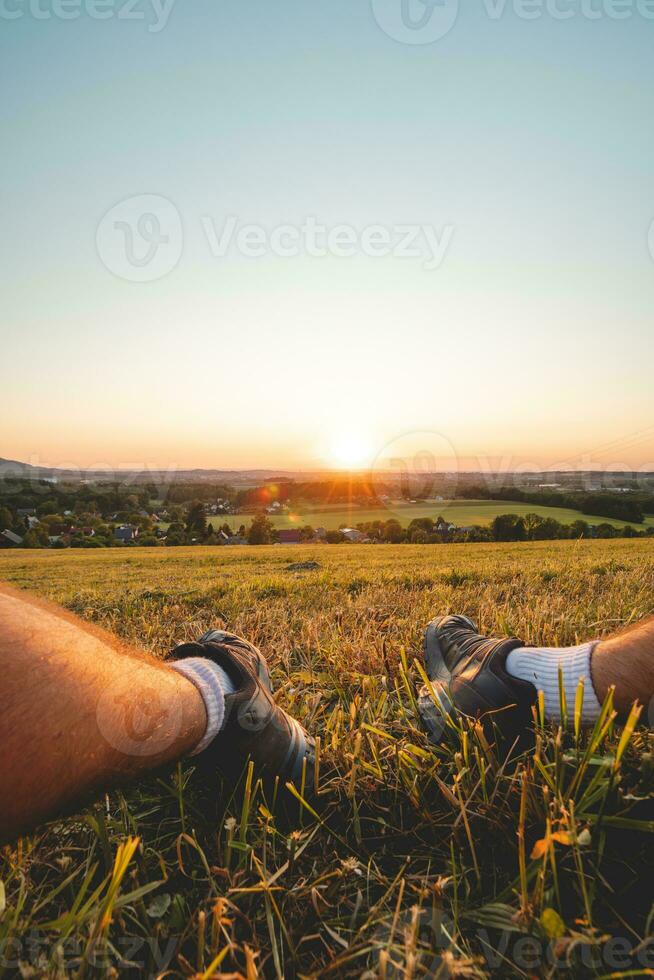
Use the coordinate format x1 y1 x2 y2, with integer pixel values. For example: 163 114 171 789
328 433 373 470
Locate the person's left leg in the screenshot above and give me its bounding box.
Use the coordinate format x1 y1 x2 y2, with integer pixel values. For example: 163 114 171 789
0 583 313 843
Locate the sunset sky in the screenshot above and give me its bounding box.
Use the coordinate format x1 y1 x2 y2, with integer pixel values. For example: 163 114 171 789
3 1 654 472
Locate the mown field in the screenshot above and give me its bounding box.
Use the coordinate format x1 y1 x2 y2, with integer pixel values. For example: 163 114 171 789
207 498 654 532
1 541 654 978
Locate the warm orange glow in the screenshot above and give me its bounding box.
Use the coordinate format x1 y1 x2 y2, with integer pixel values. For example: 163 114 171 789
328 433 373 470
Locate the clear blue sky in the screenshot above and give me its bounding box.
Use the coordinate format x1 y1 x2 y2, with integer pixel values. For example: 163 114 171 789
3 1 654 471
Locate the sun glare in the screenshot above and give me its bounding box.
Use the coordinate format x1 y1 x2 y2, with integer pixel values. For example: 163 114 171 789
328 433 372 470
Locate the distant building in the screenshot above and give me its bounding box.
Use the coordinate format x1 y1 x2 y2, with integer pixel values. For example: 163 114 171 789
48 524 75 536
114 524 139 542
277 529 302 544
0 529 23 547
340 528 367 543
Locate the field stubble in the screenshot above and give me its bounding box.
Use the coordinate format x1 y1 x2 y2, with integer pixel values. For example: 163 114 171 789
1 540 653 978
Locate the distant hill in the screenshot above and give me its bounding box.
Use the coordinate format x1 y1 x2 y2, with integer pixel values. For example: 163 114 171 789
0 457 321 485
2 457 653 488
0 458 42 477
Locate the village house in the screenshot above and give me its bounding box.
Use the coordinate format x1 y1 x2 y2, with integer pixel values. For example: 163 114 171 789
340 528 368 543
114 524 139 542
0 529 24 548
47 524 76 537
277 529 302 544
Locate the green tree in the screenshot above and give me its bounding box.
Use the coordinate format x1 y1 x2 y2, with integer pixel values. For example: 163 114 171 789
408 518 434 535
491 514 526 542
166 522 187 546
383 520 405 543
23 525 49 548
186 500 207 534
569 520 590 539
247 513 274 545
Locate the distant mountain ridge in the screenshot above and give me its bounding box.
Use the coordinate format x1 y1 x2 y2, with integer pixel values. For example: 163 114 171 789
2 457 652 486
0 457 320 483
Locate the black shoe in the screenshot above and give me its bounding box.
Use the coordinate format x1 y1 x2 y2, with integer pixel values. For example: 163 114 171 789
417 615 536 744
171 630 315 791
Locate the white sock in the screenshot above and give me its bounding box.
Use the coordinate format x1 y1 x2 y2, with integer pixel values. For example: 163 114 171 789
505 641 602 723
171 657 236 755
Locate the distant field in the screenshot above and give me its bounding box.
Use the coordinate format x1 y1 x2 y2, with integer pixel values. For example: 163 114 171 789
205 498 654 532
1 541 653 976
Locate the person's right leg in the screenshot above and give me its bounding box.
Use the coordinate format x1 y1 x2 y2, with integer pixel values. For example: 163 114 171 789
417 613 654 743
592 617 654 715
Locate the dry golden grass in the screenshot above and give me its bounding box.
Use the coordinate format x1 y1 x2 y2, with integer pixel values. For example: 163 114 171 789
1 540 653 978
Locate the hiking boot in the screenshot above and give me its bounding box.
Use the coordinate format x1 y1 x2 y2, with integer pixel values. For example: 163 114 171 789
417 615 536 744
171 630 315 791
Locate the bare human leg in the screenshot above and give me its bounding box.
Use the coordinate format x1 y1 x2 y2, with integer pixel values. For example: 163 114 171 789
0 583 207 842
592 616 654 716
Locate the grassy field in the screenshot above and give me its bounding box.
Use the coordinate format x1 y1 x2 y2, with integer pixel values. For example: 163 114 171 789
1 541 654 977
206 498 654 532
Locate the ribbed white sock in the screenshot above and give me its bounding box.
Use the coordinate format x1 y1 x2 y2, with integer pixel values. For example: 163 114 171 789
505 641 602 723
171 657 236 755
